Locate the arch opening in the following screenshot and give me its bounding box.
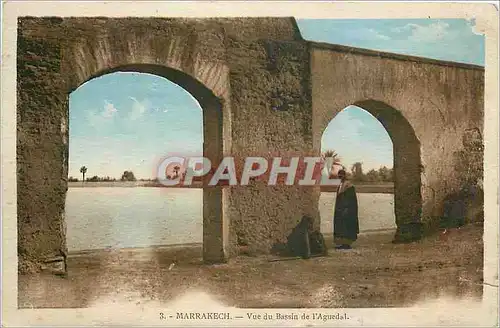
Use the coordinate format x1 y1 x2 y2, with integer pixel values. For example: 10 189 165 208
72 64 222 111
66 64 226 264
319 101 423 243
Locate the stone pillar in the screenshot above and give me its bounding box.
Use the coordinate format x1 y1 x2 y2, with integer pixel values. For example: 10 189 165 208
225 37 319 254
202 97 227 263
392 139 424 242
17 18 68 274
355 100 423 243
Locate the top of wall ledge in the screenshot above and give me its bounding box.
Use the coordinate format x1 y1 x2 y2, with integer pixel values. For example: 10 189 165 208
18 15 484 72
308 41 485 72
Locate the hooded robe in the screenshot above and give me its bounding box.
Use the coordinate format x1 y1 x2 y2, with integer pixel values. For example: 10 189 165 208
333 180 359 244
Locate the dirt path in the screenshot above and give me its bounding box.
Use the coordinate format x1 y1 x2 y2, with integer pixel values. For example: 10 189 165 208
18 224 484 309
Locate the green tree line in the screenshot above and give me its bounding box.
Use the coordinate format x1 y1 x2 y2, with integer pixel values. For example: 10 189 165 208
322 151 393 183
349 162 394 183
69 167 139 182
70 156 393 183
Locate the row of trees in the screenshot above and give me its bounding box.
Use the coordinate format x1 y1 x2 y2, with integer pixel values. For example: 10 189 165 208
350 162 394 182
322 150 393 183
70 166 138 182
69 176 117 182
72 152 393 183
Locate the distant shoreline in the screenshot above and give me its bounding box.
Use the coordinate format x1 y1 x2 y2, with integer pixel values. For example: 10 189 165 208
67 181 394 193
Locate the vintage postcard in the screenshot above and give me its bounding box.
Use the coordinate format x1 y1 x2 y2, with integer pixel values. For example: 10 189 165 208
1 1 499 327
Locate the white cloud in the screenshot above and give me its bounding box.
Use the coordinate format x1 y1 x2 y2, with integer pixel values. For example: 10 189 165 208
349 28 391 42
466 18 484 36
392 21 450 42
86 100 118 126
365 28 391 40
152 107 170 113
128 96 150 121
391 25 406 34
102 100 118 118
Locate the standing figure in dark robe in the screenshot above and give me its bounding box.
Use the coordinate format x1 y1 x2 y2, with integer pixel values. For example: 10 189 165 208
333 169 359 249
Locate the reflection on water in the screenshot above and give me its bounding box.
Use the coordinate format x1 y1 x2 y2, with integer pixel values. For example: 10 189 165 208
65 188 202 251
66 188 396 251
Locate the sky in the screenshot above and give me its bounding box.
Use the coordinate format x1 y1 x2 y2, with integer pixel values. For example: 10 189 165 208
69 19 484 180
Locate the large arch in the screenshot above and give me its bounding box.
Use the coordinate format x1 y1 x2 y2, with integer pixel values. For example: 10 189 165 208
68 64 227 263
318 100 422 241
17 18 249 274
311 42 484 242
57 20 236 266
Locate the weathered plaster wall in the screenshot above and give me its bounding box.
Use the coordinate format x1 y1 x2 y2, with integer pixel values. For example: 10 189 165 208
17 17 484 274
17 19 68 273
310 42 484 239
17 17 316 273
224 37 319 254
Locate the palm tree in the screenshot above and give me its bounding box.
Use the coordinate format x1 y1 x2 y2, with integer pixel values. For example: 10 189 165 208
351 162 364 181
322 149 338 160
321 149 340 175
80 166 87 182
173 165 180 178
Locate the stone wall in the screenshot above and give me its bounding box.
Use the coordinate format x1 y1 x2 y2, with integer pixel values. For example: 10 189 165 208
17 17 484 274
17 16 316 273
224 37 319 254
17 18 68 274
310 42 484 239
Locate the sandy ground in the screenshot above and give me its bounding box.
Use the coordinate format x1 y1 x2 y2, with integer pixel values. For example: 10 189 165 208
18 224 484 309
